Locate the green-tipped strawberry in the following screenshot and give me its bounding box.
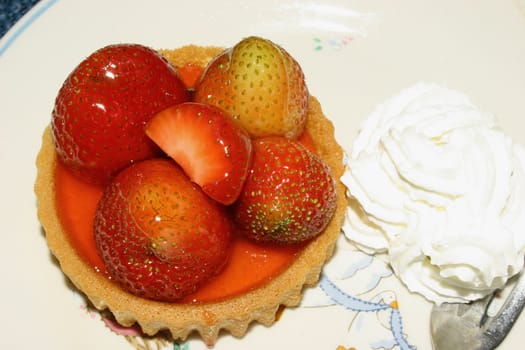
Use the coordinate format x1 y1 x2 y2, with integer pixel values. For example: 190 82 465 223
233 137 337 244
194 36 309 139
52 44 190 184
145 102 252 205
94 158 232 302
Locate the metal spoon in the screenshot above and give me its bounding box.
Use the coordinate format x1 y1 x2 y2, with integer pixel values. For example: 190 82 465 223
430 270 525 350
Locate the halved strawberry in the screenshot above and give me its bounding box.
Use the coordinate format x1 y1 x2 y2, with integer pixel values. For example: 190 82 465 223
94 158 232 302
145 102 252 205
233 136 337 244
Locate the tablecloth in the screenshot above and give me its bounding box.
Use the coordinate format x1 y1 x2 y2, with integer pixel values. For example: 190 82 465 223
0 0 40 38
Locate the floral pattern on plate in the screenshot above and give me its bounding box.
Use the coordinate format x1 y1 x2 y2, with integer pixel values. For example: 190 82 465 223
301 235 416 350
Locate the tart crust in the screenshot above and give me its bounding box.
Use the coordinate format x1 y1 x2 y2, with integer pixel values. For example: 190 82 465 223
35 45 346 345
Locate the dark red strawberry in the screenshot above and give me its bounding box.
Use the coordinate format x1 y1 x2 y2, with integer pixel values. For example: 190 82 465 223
233 137 337 244
52 44 190 184
94 158 232 302
145 102 252 205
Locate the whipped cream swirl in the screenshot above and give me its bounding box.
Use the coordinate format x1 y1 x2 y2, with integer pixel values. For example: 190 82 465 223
342 82 525 304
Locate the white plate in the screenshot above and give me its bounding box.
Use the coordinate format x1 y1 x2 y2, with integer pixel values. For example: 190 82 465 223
1 0 525 349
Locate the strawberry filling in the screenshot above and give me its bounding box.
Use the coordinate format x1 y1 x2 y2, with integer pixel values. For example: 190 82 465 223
55 161 303 303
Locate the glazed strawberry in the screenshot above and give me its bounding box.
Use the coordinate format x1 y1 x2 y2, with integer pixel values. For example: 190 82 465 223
52 44 190 184
233 137 337 244
145 102 252 205
94 158 232 302
194 36 309 139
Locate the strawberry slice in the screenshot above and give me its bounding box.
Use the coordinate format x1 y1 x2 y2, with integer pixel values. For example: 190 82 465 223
146 102 252 205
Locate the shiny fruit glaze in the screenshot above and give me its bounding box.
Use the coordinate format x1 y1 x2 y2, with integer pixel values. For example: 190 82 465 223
54 161 303 303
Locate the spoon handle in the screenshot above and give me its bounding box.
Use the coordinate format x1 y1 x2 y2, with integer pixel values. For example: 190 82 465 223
480 270 525 349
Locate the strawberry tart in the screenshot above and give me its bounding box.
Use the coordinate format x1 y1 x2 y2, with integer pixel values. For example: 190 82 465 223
35 37 346 345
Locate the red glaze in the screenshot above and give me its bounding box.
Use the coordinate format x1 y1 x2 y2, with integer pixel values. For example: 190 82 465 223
54 161 302 303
